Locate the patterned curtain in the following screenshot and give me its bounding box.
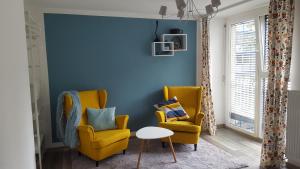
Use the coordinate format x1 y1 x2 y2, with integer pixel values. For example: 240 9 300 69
260 0 295 168
199 18 217 135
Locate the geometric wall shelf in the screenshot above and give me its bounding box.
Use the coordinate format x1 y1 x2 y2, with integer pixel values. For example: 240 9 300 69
162 34 187 51
152 42 175 56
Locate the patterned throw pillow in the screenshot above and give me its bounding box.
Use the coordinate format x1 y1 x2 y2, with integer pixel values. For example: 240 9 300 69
153 96 178 109
159 102 189 122
154 97 189 122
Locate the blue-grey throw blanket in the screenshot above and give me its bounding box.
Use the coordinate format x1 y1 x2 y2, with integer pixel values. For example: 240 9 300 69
56 91 82 148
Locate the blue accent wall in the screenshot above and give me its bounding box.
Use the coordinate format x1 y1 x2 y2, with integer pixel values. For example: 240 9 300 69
44 14 196 142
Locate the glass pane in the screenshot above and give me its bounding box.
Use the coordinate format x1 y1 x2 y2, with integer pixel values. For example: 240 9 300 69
230 20 257 133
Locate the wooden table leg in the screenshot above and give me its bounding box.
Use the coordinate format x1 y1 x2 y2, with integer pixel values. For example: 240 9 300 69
137 140 145 169
146 140 150 151
167 136 177 162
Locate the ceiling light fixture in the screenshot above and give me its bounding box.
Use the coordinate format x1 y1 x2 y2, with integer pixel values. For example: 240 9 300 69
159 6 167 18
159 0 221 20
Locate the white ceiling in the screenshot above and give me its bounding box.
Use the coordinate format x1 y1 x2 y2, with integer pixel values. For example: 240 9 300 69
26 0 269 18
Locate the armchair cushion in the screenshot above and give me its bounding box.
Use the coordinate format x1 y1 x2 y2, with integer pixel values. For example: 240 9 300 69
92 129 130 148
159 121 201 133
87 107 116 131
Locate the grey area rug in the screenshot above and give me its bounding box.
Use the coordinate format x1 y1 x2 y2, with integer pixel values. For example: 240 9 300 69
72 138 248 169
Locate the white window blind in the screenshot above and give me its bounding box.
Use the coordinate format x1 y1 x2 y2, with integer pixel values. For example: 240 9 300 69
230 20 257 132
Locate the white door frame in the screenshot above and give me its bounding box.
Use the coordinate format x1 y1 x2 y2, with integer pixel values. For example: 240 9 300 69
225 7 268 138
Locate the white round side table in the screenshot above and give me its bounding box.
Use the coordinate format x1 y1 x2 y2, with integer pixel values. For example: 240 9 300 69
136 126 176 169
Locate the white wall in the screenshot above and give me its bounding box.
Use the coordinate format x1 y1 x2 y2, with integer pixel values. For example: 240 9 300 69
209 18 226 125
287 1 300 166
0 0 36 169
290 0 300 91
197 18 226 126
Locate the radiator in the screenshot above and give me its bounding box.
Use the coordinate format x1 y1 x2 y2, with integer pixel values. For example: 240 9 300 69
287 91 300 167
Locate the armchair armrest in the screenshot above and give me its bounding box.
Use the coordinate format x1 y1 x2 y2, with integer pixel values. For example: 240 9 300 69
77 125 95 140
116 115 129 129
195 112 205 126
155 111 166 123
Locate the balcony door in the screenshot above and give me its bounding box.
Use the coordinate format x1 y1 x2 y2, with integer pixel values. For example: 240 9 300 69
227 16 268 137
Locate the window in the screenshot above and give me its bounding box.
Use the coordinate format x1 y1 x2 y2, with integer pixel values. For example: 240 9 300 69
229 19 257 133
228 13 293 137
227 13 273 137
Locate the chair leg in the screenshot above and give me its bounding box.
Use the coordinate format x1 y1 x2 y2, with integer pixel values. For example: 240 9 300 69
162 142 165 148
123 150 126 154
96 161 99 167
194 144 197 151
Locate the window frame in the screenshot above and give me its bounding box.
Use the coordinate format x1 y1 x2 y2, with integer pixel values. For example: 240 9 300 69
225 8 268 138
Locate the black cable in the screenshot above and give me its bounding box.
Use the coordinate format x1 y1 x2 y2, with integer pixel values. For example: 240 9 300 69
154 20 159 42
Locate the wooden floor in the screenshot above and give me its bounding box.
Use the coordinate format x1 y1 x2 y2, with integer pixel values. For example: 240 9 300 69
202 127 262 168
43 127 262 169
43 147 71 169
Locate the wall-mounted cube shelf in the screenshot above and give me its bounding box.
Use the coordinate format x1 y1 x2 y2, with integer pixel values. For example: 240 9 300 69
152 42 174 56
161 34 187 51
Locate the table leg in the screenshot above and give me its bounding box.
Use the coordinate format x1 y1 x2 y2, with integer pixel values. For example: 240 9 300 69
137 140 145 169
146 140 150 151
167 136 177 162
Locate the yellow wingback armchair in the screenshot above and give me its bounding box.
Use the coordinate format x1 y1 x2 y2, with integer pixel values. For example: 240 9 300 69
155 86 204 151
64 89 130 166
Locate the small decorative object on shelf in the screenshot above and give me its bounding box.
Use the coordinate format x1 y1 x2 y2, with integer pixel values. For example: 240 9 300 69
162 33 187 51
151 22 187 56
152 42 174 56
170 28 183 34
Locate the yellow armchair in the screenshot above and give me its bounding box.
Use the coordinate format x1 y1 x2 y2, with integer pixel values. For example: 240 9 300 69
155 86 204 151
64 89 130 166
